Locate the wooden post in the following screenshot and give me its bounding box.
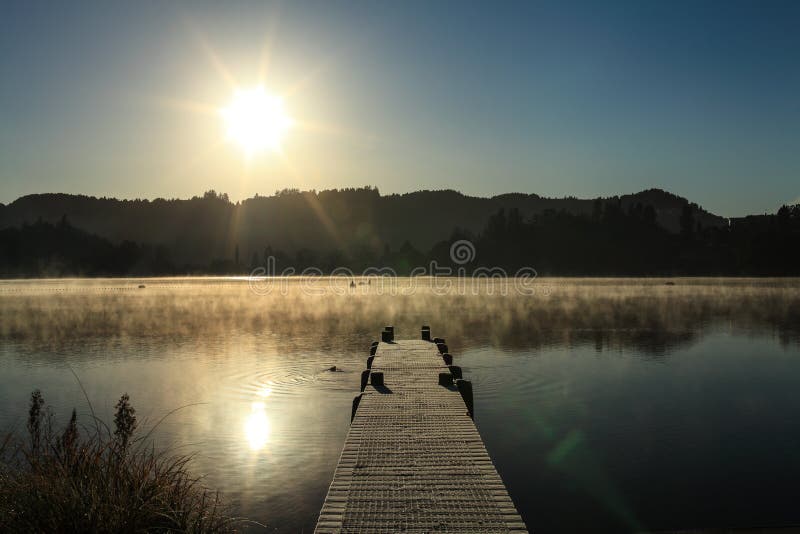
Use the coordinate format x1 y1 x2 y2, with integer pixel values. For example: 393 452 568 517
371 371 384 387
442 353 453 366
448 365 462 380
436 342 448 354
433 337 445 344
438 372 453 387
351 394 362 422
421 325 431 341
366 355 374 369
456 379 474 419
381 330 392 343
360 369 370 391
384 326 394 341
371 344 378 355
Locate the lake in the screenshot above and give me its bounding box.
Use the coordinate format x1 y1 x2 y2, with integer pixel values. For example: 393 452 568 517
1 277 799 532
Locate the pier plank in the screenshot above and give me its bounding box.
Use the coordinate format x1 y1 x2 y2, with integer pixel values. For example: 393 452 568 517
315 335 527 533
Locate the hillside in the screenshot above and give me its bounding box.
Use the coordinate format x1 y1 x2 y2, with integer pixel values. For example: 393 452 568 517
0 188 726 266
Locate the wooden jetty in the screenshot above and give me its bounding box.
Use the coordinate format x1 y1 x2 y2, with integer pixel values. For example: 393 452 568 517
315 326 528 533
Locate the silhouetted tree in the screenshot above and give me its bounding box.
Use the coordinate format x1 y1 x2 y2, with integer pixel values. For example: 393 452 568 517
680 204 695 240
592 199 603 222
1 190 798 276
643 205 657 226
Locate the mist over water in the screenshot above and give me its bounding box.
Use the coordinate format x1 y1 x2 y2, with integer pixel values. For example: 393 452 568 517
1 277 799 532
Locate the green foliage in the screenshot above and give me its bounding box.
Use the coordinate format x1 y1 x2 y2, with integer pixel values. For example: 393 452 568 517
113 393 137 451
26 390 44 455
1 391 241 533
61 409 77 453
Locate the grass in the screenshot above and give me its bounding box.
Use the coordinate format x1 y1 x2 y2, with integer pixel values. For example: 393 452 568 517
0 389 241 533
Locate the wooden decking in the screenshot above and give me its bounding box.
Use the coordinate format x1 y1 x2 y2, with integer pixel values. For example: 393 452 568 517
315 329 528 533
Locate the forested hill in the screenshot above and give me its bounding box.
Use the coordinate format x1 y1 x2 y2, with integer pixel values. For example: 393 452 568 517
0 187 724 266
1 188 798 277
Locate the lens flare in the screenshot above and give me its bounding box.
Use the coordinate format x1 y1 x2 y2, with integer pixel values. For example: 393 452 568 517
220 87 292 155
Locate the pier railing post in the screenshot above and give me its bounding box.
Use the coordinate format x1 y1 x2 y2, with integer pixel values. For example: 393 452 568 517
370 371 384 387
360 369 370 391
448 365 462 380
351 394 362 422
421 325 431 341
456 379 474 419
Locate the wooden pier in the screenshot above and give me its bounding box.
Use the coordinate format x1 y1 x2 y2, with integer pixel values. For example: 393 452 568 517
315 326 528 533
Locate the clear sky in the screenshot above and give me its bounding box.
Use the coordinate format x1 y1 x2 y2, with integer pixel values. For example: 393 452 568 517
1 1 798 216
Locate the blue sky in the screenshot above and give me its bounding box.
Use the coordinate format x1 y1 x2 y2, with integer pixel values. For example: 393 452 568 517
1 1 798 216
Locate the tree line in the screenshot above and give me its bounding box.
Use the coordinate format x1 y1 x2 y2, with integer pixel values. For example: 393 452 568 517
1 201 798 277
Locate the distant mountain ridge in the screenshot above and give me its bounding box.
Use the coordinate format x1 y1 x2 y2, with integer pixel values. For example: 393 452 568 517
0 188 726 266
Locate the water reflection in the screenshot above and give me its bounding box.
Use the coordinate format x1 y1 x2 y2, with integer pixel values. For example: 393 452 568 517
1 278 800 532
244 401 271 451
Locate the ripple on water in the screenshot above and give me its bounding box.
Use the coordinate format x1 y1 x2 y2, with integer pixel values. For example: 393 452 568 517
219 351 362 402
458 347 570 405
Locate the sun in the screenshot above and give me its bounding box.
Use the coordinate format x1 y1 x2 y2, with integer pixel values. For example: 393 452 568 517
220 87 292 155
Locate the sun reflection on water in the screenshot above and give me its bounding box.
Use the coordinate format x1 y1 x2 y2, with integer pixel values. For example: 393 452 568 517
244 401 271 450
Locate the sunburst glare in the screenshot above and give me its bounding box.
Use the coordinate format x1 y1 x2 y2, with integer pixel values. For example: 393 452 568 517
220 87 292 156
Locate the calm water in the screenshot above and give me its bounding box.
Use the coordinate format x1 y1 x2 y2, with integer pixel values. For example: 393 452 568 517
1 278 799 532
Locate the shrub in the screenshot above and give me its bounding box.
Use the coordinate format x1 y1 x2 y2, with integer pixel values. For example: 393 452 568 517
0 391 241 532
